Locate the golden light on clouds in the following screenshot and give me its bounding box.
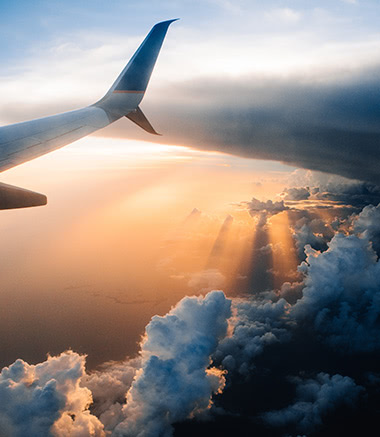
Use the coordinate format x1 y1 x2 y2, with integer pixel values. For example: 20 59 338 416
0 135 294 295
268 211 299 289
0 135 296 366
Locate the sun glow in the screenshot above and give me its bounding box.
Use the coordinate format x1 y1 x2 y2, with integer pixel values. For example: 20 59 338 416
268 211 299 289
0 134 296 366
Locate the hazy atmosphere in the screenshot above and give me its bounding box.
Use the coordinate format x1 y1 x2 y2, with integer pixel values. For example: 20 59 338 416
1 1 380 436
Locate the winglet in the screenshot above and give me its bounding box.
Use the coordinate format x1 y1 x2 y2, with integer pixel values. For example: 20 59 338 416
108 19 178 95
95 19 177 131
126 106 162 135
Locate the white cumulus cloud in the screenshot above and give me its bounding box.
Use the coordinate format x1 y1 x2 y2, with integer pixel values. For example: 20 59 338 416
111 290 232 437
293 233 380 353
0 351 105 437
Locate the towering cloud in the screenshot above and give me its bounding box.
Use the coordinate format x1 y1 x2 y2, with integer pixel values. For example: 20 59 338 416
109 291 231 437
353 203 380 254
0 292 232 437
292 233 380 353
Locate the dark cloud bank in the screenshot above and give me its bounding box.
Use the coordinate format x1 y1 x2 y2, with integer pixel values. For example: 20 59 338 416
2 175 380 436
3 60 380 185
98 68 380 185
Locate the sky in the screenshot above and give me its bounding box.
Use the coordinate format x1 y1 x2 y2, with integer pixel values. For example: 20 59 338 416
1 1 380 436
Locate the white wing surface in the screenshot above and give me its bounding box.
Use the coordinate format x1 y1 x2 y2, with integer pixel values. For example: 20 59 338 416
0 19 177 209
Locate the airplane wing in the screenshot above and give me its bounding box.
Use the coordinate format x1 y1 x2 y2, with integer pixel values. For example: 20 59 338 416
0 19 177 209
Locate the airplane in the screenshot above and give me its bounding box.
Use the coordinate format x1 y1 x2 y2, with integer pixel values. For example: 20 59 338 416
0 19 177 210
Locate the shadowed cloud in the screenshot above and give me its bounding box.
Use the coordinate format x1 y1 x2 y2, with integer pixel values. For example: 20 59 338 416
97 72 380 184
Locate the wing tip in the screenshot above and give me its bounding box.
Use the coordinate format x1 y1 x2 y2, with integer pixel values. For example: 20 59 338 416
151 18 180 33
155 18 180 26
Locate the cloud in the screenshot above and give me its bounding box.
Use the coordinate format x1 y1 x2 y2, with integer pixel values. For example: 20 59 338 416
2 7 380 434
214 296 291 376
111 290 232 437
2 21 380 190
265 7 302 24
2 27 380 185
313 182 380 208
259 242 284 255
293 220 330 259
137 73 380 185
284 170 380 208
83 357 140 423
283 187 310 201
188 269 226 292
246 198 288 216
278 171 380 259
186 208 202 221
243 197 288 226
0 292 232 437
293 233 380 353
0 351 105 437
263 373 364 433
278 281 304 304
353 202 380 254
3 197 380 435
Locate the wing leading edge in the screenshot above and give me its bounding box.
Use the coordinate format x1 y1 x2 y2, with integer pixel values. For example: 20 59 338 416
0 19 177 209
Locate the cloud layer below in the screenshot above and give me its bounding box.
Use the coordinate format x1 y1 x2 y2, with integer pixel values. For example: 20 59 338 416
2 171 380 436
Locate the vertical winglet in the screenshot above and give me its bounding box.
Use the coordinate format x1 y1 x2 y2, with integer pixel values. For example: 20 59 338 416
108 19 179 95
95 19 177 131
